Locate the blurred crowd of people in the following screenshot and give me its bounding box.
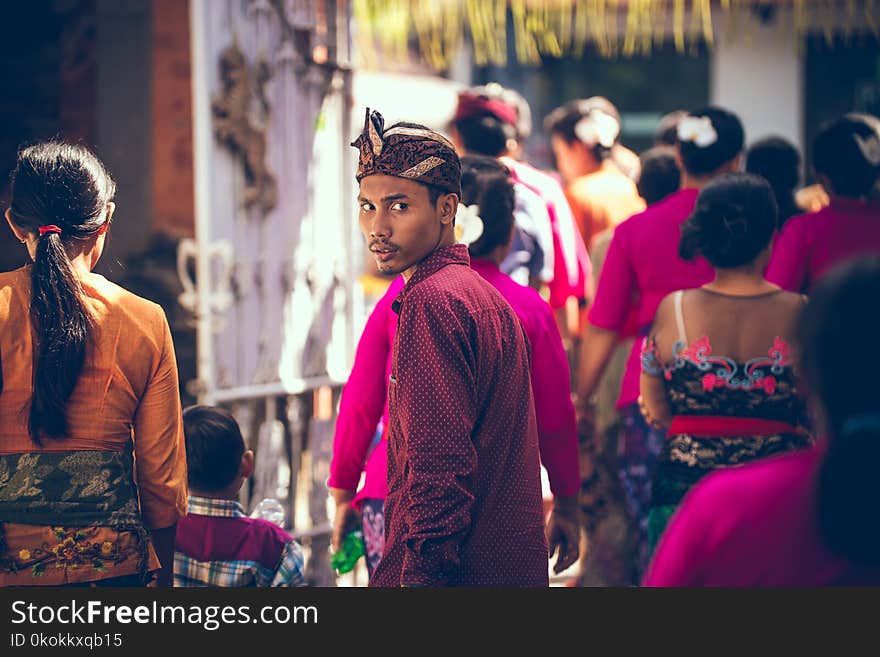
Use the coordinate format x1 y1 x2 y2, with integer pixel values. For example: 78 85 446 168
330 85 880 586
2 82 879 588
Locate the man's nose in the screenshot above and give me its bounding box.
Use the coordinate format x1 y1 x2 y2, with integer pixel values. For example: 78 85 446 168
367 211 391 239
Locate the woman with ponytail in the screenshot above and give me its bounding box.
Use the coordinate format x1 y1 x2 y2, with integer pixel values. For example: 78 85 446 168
0 141 187 586
645 256 880 586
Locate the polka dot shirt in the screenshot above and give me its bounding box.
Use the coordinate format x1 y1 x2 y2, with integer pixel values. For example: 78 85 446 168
370 244 548 587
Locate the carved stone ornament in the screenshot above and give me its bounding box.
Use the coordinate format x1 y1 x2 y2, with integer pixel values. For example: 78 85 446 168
211 43 278 214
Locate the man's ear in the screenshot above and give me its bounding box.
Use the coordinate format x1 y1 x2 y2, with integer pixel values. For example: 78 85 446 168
240 449 255 480
438 193 459 226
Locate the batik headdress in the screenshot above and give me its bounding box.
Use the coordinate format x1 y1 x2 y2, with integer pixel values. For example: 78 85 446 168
351 108 461 196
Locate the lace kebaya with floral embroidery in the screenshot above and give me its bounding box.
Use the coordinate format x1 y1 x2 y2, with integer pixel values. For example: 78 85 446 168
642 335 791 395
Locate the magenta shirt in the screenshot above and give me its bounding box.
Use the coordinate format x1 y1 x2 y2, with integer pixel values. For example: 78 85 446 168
766 198 880 293
587 188 713 407
328 260 581 505
470 259 580 497
328 275 404 505
644 445 880 586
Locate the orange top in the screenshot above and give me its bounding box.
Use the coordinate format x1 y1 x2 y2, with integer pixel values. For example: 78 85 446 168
0 266 187 530
565 160 646 249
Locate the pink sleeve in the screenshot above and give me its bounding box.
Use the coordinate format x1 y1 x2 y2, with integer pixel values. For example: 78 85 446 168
766 216 809 293
546 188 591 308
327 281 396 491
529 301 580 497
588 224 635 332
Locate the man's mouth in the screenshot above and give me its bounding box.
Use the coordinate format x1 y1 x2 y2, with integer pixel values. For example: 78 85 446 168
370 245 398 261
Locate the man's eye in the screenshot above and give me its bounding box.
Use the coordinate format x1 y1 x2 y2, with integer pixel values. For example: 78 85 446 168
360 202 374 211
391 202 408 211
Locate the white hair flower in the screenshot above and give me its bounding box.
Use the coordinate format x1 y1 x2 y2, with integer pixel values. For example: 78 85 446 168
455 203 484 246
575 109 620 148
677 115 718 148
855 132 880 166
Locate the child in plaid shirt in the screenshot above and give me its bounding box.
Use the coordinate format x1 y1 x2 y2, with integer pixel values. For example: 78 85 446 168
174 406 306 587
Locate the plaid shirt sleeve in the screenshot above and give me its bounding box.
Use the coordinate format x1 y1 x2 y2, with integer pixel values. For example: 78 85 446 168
270 540 306 587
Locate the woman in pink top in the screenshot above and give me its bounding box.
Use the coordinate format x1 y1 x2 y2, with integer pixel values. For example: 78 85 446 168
329 155 581 580
767 114 880 292
640 173 812 555
575 107 745 582
645 257 880 586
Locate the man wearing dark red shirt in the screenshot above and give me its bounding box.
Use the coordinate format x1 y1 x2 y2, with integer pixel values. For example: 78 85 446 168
350 109 548 586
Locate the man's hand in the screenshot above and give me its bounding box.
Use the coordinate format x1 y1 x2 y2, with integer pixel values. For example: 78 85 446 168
545 495 581 574
330 488 360 551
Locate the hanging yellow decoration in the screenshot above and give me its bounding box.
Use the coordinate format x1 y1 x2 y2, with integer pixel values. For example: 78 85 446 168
351 0 880 71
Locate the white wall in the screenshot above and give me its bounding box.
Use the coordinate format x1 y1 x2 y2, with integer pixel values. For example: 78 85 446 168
710 9 804 152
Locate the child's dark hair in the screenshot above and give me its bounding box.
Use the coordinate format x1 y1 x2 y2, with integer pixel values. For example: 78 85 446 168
746 136 802 226
679 172 777 268
813 114 880 198
183 405 246 492
544 97 621 162
797 256 880 565
6 141 115 444
677 107 745 177
459 155 516 259
637 146 680 205
452 114 516 158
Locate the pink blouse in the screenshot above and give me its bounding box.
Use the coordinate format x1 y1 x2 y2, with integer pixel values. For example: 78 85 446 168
328 276 403 505
766 198 880 293
644 445 880 586
588 189 713 407
328 261 581 505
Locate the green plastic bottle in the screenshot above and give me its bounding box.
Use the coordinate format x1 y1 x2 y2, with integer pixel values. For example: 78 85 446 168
331 529 365 574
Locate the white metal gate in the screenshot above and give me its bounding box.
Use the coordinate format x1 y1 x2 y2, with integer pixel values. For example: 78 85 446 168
181 0 356 585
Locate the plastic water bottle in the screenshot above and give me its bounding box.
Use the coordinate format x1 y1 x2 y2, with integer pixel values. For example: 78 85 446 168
250 498 286 527
331 530 365 574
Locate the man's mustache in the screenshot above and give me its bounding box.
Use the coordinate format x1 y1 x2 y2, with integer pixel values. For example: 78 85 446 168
369 241 400 252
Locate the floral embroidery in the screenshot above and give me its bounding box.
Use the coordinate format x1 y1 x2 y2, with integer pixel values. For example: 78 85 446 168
0 449 150 580
11 528 129 578
648 335 793 393
640 338 665 377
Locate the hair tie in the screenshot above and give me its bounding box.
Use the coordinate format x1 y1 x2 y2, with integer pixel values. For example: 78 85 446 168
840 413 880 438
38 225 62 237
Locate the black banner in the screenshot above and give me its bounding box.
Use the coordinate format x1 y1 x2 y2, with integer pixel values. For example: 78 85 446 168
0 586 875 651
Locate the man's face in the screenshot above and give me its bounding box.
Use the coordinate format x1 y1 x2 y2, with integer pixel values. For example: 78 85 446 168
358 174 456 279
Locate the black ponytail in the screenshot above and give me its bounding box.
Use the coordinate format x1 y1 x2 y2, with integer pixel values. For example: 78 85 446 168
798 257 880 566
7 141 115 444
